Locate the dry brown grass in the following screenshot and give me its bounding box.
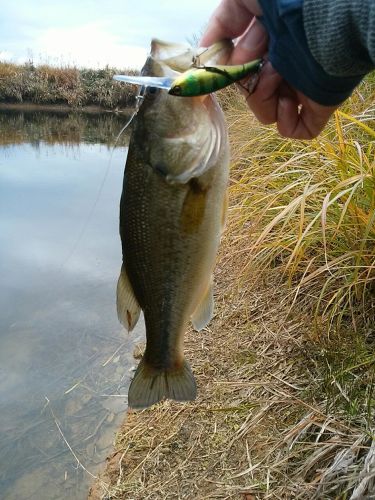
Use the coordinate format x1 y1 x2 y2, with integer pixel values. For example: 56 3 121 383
0 61 138 109
89 83 375 499
89 220 375 499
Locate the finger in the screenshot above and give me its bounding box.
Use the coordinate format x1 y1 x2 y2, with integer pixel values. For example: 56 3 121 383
276 91 302 138
229 19 268 64
278 103 333 140
298 98 337 139
200 0 262 47
244 62 283 124
277 85 337 139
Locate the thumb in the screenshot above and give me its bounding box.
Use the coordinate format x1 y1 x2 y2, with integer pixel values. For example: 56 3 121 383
230 19 268 64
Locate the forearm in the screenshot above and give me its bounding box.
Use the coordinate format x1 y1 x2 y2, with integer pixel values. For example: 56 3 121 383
304 0 375 77
258 0 375 106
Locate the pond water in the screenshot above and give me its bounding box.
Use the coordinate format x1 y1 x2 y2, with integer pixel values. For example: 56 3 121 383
0 110 144 499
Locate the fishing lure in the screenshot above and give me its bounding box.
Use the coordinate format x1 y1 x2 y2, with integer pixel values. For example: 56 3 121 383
113 59 264 97
168 59 264 97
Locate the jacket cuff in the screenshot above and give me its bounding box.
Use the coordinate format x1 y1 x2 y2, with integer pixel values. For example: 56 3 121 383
257 0 364 106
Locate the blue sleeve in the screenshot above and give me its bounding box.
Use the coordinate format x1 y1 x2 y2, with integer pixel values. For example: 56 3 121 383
257 0 364 106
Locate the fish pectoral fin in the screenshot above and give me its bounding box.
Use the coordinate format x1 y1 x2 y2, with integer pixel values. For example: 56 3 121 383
116 266 141 332
128 359 197 410
191 280 214 331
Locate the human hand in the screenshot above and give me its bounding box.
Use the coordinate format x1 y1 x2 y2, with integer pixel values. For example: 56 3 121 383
201 0 338 140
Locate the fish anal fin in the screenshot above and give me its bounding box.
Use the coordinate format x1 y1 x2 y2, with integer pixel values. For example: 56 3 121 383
191 280 214 331
128 358 197 410
116 265 141 331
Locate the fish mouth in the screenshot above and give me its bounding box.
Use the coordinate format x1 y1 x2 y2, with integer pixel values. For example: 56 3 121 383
113 39 233 92
150 38 232 71
150 39 195 72
194 39 232 66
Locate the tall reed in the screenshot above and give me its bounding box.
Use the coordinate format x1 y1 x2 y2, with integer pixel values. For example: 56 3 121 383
221 75 375 333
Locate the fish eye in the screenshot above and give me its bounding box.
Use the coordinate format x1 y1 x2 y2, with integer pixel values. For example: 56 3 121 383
148 86 158 94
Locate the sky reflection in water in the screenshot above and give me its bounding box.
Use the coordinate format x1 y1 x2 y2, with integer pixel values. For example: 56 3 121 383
0 111 144 499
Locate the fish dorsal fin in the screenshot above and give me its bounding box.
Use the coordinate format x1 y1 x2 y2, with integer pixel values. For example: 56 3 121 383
116 266 141 331
191 279 214 331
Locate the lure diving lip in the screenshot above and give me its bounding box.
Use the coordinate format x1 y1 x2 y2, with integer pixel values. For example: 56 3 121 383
113 74 174 90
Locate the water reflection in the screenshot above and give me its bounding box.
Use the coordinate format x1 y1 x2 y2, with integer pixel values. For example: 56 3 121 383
0 109 130 147
0 110 144 499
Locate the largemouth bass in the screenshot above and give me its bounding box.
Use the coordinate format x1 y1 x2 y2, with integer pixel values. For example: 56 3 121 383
117 39 231 409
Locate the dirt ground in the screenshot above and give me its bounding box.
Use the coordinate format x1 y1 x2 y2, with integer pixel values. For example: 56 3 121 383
88 232 361 499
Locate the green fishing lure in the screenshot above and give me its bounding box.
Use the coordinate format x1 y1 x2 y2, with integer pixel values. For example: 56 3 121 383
169 59 263 97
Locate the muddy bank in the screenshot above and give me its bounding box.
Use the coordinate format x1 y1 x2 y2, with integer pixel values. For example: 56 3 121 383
87 243 314 499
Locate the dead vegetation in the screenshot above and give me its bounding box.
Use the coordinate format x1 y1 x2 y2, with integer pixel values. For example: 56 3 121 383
89 251 375 500
0 60 138 109
89 78 375 499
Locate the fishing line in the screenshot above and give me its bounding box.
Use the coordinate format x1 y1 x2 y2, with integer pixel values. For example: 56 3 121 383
58 94 143 272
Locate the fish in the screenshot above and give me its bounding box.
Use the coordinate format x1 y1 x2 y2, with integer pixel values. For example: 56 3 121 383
169 59 264 97
117 38 231 410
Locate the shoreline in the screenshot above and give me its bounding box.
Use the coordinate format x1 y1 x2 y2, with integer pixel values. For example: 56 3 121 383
0 102 133 114
87 247 312 500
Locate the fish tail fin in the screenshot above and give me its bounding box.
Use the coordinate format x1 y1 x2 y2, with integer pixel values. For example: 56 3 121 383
128 358 197 410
